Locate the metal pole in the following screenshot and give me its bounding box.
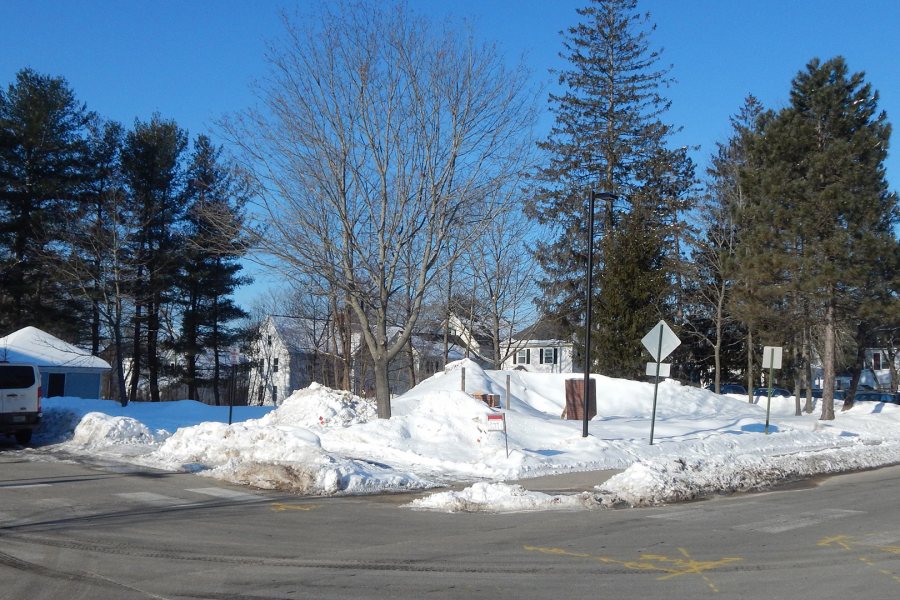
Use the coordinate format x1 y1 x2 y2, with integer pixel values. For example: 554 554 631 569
506 374 511 410
583 190 596 438
228 365 235 426
649 323 663 445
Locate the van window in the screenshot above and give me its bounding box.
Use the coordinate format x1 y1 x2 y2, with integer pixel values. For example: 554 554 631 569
0 366 36 388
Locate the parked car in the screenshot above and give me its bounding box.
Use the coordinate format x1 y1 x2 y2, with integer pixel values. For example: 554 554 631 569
706 383 747 395
753 386 792 398
851 391 899 404
0 363 42 445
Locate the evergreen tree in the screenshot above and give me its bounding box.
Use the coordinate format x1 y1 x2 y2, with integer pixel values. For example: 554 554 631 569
177 135 250 404
527 0 695 378
0 69 94 338
741 57 897 420
686 96 765 395
121 114 188 402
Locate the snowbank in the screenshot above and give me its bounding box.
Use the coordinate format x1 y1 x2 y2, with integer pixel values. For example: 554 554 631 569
27 358 900 509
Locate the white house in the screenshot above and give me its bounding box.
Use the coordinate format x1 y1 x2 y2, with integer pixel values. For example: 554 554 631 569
247 316 338 406
0 326 111 398
248 314 494 403
499 321 574 374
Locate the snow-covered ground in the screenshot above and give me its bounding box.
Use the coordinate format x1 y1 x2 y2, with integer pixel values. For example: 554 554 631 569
23 359 900 513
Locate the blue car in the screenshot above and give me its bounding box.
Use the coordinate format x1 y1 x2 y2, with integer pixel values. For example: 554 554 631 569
852 391 899 404
706 383 747 395
753 387 792 398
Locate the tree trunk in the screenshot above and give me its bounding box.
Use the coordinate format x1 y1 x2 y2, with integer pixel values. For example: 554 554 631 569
341 306 352 391
713 287 723 393
113 305 128 407
820 299 836 420
374 356 392 419
443 269 453 364
888 345 899 393
129 302 142 402
406 336 417 389
212 297 222 405
802 325 814 413
148 293 161 402
746 327 755 403
843 328 867 411
793 345 802 416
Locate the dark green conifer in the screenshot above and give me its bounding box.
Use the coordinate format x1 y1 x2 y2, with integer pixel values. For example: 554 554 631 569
527 0 695 377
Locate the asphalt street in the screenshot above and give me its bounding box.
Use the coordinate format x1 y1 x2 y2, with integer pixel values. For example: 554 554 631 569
1 448 899 600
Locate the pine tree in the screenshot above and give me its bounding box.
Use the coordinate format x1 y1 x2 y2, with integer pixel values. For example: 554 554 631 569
688 96 766 395
741 57 898 420
0 69 94 338
121 114 188 402
527 0 695 377
177 135 249 404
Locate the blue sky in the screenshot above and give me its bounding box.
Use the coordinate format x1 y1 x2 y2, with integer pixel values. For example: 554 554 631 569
3 0 899 307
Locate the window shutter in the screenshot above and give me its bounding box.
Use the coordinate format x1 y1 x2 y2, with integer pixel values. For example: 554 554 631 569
526 349 531 364
539 349 544 364
553 348 558 364
513 352 517 365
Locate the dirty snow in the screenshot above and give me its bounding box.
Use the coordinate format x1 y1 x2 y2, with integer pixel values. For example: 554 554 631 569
22 359 900 512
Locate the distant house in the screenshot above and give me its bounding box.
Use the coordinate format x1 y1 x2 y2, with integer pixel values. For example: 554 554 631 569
354 329 474 398
0 326 111 398
247 314 493 404
499 321 574 374
247 316 340 406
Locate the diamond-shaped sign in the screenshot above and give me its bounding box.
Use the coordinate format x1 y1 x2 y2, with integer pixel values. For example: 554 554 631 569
641 320 681 362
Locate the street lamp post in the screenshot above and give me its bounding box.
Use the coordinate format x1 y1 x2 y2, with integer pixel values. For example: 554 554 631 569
583 190 615 438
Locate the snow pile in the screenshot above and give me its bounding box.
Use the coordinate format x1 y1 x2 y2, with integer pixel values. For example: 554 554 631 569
70 412 161 447
409 482 596 512
597 440 900 507
256 383 376 428
27 357 900 508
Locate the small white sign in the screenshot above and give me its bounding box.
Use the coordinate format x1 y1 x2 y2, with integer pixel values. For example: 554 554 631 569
762 346 783 370
486 414 506 431
641 320 681 362
646 362 671 378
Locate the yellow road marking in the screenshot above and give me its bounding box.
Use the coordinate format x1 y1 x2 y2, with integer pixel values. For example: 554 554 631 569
271 502 320 512
524 545 742 593
818 535 900 585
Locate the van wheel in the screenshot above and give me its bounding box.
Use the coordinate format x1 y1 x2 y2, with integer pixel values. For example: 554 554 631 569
14 430 32 445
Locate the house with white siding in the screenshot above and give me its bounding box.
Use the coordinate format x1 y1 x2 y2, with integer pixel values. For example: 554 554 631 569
499 321 574 374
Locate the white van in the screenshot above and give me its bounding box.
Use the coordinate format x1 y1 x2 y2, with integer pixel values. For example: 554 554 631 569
0 363 42 445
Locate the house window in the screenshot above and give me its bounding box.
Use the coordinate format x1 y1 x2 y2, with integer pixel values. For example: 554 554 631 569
273 357 279 373
272 385 278 404
873 353 882 370
516 349 530 364
541 348 557 365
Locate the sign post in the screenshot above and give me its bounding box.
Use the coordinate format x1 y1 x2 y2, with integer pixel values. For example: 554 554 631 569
486 413 509 458
641 320 681 445
761 346 783 434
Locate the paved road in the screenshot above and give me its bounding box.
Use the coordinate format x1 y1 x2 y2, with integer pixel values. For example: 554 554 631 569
2 449 900 600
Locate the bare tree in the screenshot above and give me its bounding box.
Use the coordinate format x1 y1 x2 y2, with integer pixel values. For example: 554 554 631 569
468 204 537 368
223 2 536 417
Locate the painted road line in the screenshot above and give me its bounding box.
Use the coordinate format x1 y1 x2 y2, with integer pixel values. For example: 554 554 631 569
524 545 742 593
819 534 900 585
735 509 863 534
271 502 321 512
186 487 265 503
